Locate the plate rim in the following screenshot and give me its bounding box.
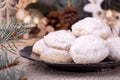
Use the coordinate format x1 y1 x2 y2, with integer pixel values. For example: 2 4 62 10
19 45 120 65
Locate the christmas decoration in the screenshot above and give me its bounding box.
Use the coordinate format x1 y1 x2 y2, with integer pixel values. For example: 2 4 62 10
57 0 91 19
25 0 90 38
47 5 78 30
29 18 54 38
84 0 104 20
28 9 43 24
15 0 38 23
15 0 45 38
37 18 54 38
84 0 120 36
0 22 29 80
0 0 17 24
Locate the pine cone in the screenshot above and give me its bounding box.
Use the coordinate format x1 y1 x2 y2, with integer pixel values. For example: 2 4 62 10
63 6 78 26
47 6 78 30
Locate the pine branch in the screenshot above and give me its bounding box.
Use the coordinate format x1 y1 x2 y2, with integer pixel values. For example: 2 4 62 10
0 48 19 70
0 39 27 80
0 67 26 80
0 59 20 70
0 21 30 54
0 21 28 80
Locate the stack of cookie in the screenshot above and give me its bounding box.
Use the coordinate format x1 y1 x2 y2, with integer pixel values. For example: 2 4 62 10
32 17 120 64
32 30 75 63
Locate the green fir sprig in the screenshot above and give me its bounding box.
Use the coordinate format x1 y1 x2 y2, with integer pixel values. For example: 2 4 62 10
0 21 29 80
0 21 29 54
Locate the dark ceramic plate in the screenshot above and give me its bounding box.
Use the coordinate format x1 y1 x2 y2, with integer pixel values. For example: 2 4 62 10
19 46 120 72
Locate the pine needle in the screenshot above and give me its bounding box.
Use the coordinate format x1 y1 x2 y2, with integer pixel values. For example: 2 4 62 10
0 21 30 54
0 60 20 70
0 50 26 80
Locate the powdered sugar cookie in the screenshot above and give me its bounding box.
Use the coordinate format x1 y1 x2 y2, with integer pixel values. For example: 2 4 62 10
72 17 111 39
32 39 46 55
40 47 72 63
107 37 120 60
44 30 76 50
70 35 109 64
33 38 72 63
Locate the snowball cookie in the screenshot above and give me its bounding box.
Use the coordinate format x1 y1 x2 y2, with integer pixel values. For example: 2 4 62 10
44 30 76 50
32 39 46 55
40 46 72 63
107 37 120 60
72 17 111 39
70 35 109 64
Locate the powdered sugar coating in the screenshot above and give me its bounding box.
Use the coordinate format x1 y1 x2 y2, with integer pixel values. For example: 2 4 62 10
40 47 72 63
70 35 109 64
44 30 76 50
32 39 47 55
107 37 120 60
72 17 111 39
33 38 72 63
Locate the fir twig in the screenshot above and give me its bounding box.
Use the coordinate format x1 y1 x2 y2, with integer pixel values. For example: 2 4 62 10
0 48 20 70
0 21 28 80
0 59 20 70
0 21 30 54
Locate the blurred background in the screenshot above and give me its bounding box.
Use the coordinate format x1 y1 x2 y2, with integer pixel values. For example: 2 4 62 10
0 0 120 38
